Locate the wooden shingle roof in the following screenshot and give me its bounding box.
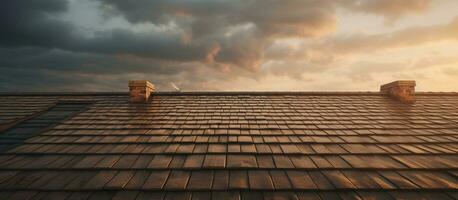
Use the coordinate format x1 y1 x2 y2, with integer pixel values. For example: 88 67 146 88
0 92 457 199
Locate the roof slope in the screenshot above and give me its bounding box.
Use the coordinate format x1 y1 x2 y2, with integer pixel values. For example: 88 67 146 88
0 92 457 199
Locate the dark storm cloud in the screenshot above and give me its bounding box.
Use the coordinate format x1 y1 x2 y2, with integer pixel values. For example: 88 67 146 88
0 0 441 91
0 47 189 76
0 0 434 67
0 0 75 48
98 0 338 67
75 29 216 63
0 38 282 91
0 47 235 91
0 0 217 64
0 0 340 69
99 0 338 38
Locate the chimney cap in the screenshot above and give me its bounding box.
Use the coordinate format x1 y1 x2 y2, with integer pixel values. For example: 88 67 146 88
380 80 416 91
128 80 155 89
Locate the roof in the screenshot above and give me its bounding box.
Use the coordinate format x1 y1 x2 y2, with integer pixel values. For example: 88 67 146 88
0 92 457 200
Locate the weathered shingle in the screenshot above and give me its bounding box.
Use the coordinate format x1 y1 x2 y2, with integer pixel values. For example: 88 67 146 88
0 92 457 199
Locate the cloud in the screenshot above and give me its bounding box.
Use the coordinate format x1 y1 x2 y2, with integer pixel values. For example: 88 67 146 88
1 0 456 92
342 0 431 24
320 17 458 54
99 0 338 38
0 0 75 48
0 47 239 91
0 0 339 70
0 0 438 70
269 16 458 60
92 0 341 69
260 16 458 85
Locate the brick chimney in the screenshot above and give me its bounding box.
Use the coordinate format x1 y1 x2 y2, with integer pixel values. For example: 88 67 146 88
380 80 416 103
128 80 155 103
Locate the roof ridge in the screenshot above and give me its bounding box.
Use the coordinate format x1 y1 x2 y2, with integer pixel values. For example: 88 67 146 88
0 91 457 96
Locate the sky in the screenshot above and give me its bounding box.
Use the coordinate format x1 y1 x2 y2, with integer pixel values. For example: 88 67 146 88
1 0 458 92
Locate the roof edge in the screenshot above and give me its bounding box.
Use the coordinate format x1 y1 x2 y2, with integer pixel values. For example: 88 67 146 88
156 91 458 96
0 92 128 96
0 91 457 96
156 91 383 96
